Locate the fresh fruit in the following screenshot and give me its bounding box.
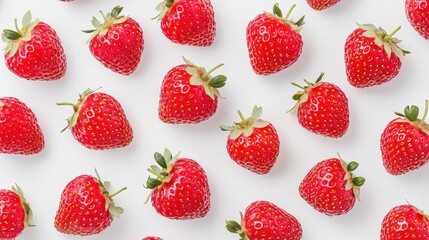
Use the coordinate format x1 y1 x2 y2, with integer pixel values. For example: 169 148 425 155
406 0 429 39
226 200 302 240
155 0 216 46
380 204 429 240
0 97 44 155
57 88 133 150
380 100 429 175
83 6 144 75
158 57 226 124
306 0 341 10
344 23 409 88
145 148 211 220
219 105 280 174
142 237 163 240
2 11 66 80
299 156 365 216
290 72 349 138
54 170 126 236
0 185 33 240
246 3 304 75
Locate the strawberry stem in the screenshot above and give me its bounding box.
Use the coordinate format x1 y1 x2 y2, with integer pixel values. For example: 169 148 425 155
237 110 245 121
291 82 305 90
385 26 401 40
422 99 429 123
202 63 224 78
284 4 296 20
108 187 127 198
14 18 21 35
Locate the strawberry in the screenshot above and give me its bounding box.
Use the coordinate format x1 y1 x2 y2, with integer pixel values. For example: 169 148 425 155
158 57 226 124
0 97 44 155
57 88 133 150
54 170 126 236
226 200 302 240
380 100 429 175
406 0 429 39
142 237 163 240
290 72 349 138
380 204 429 240
83 6 144 75
246 3 304 75
344 23 409 88
145 148 211 220
0 185 33 240
155 0 216 46
1 11 66 81
306 0 341 10
219 106 280 174
299 156 365 216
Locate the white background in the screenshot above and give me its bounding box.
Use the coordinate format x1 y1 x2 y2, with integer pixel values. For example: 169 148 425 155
1 0 429 239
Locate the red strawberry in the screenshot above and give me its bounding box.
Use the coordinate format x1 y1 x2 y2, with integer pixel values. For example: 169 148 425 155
155 0 216 46
142 237 163 240
290 73 349 138
158 57 226 124
380 100 429 175
344 23 409 88
306 0 341 10
299 156 365 216
2 11 66 80
380 204 429 240
83 6 144 75
54 170 126 236
220 106 280 174
406 0 429 39
246 3 304 75
57 88 133 150
226 200 302 240
145 148 211 220
0 97 44 155
0 185 33 240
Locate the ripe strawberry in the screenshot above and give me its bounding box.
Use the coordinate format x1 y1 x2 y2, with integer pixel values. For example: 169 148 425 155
57 88 133 150
380 100 429 175
0 185 33 240
2 11 66 80
83 6 144 75
54 170 126 236
142 237 163 240
0 97 44 155
406 0 429 39
290 73 349 138
220 106 280 174
145 148 211 220
380 204 429 240
158 57 226 124
155 0 216 46
226 200 302 240
246 3 304 75
299 156 365 216
344 23 409 88
306 0 341 10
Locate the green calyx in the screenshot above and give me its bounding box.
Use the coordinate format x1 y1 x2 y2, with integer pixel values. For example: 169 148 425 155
82 5 128 42
357 23 410 59
219 105 270 140
225 212 249 240
145 148 180 190
339 154 365 201
2 10 40 58
183 57 227 100
12 184 34 227
154 0 176 20
94 169 127 218
395 99 429 132
288 72 325 113
271 3 305 32
56 88 97 132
